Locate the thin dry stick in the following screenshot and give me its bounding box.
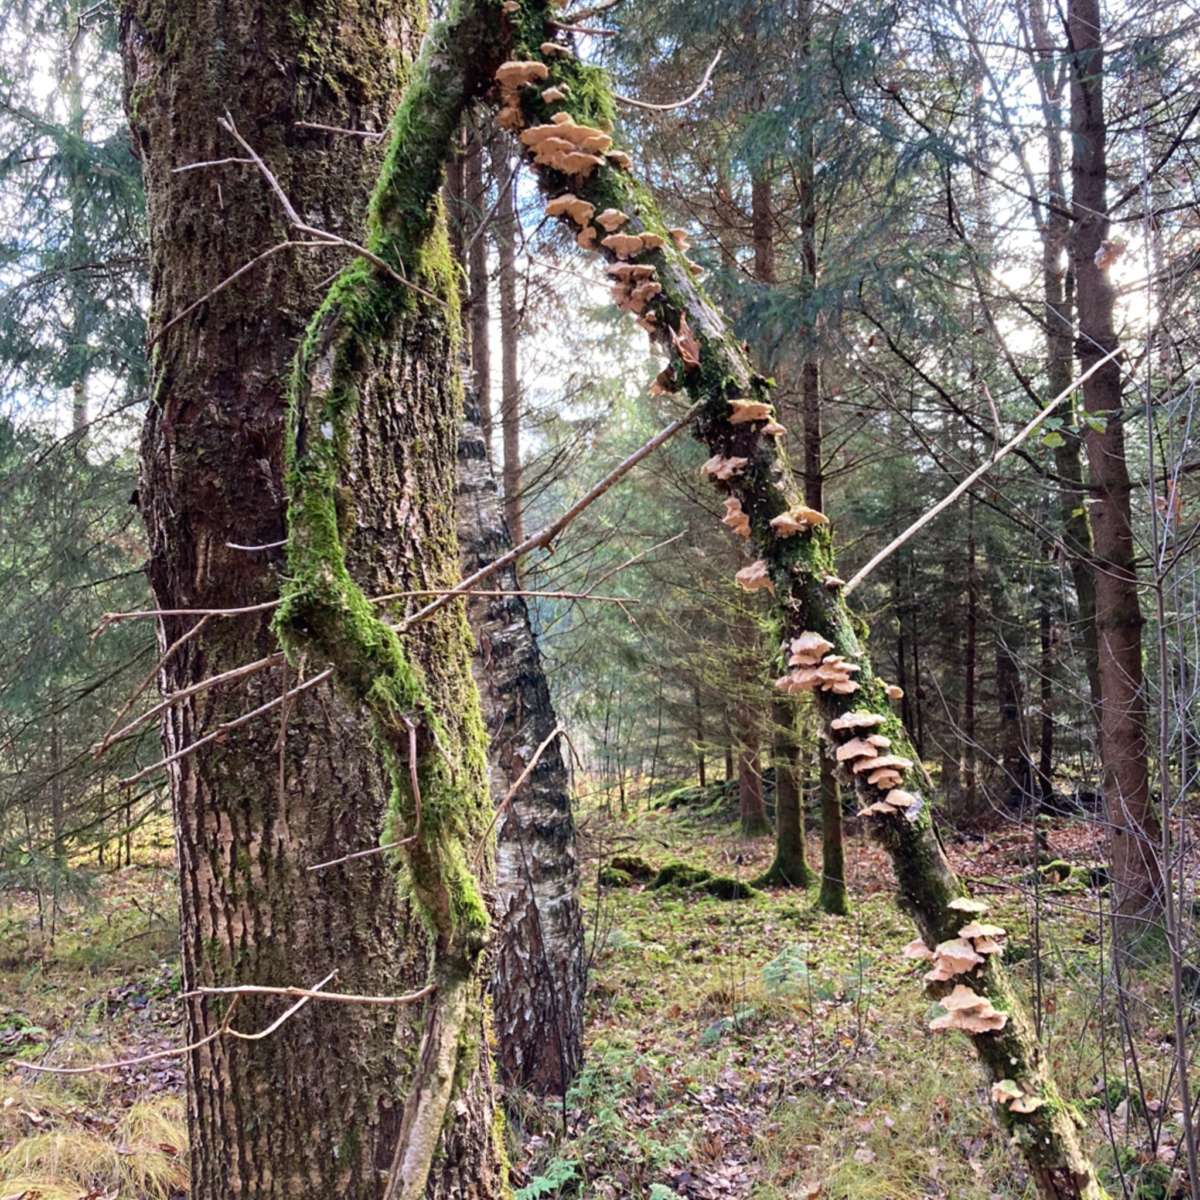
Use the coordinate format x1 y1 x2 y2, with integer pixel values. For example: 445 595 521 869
15 972 339 1074
307 835 418 873
473 725 564 862
97 599 280 630
843 347 1124 596
183 981 436 1007
95 614 212 755
117 668 332 787
400 401 702 630
149 240 329 347
227 970 337 1041
98 652 287 756
219 113 444 307
613 49 722 111
295 120 385 139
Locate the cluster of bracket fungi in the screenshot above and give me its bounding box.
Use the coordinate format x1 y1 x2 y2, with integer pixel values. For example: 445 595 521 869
493 25 1038 1106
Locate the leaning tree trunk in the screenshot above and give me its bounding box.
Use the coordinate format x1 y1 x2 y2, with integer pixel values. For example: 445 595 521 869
457 387 586 1094
1068 0 1162 931
494 136 524 547
122 2 505 1196
345 2 1109 1191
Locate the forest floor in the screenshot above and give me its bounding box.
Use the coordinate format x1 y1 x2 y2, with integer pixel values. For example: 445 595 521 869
0 803 1189 1200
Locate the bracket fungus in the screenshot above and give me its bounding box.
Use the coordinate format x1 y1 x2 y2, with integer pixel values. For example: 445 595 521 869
789 631 834 665
735 560 774 593
903 937 933 960
640 232 666 251
540 40 573 58
701 454 748 481
928 985 1008 1035
546 193 595 225
769 505 829 536
948 896 990 916
728 399 773 425
541 85 569 102
762 419 786 437
886 683 904 701
721 496 751 539
605 150 633 170
595 208 630 232
602 232 645 258
576 226 597 249
495 60 551 87
831 711 886 732
991 1080 1045 1114
668 227 691 251
835 737 877 763
852 753 911 776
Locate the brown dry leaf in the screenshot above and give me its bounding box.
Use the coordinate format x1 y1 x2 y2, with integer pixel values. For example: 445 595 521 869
672 313 702 368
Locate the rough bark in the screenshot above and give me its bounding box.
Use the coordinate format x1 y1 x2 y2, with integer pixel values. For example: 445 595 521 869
122 4 429 1195
494 136 524 547
456 389 585 1094
124 1 508 1195
1068 0 1162 929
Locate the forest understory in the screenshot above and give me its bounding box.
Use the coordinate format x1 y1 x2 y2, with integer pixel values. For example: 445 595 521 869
2 792 1194 1200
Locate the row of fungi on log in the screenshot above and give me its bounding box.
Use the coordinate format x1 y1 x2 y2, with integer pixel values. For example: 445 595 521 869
493 19 1067 1159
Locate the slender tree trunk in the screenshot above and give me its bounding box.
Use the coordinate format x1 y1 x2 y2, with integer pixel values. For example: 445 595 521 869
738 707 768 835
1026 0 1102 718
494 137 523 546
1039 591 1055 805
1068 0 1162 929
756 699 810 887
817 750 848 915
997 638 1033 808
693 681 707 787
122 4 503 1194
457 385 585 1094
465 119 493 454
964 495 979 809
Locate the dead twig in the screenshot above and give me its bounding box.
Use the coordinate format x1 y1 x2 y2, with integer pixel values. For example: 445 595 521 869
613 49 722 112
183 981 436 1007
473 725 564 862
400 402 702 630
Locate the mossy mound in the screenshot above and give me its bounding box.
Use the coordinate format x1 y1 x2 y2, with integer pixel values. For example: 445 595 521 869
608 854 657 881
649 860 760 900
599 866 633 888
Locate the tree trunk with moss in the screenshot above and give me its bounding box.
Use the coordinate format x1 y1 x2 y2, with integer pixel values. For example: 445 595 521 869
816 751 848 914
457 388 585 1094
756 699 810 887
285 2 1108 1191
123 2 505 1196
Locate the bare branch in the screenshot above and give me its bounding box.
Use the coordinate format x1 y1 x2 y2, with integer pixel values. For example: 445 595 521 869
843 348 1125 596
614 49 722 112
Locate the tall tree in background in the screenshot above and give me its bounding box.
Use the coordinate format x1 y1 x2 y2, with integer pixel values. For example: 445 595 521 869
122 0 503 1192
1068 0 1161 930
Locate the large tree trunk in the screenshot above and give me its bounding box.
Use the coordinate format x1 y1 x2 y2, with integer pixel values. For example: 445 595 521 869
457 388 585 1094
1068 0 1162 929
123 3 503 1195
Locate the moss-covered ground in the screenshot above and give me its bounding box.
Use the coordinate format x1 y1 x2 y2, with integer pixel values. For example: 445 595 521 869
509 790 1193 1200
0 802 1193 1200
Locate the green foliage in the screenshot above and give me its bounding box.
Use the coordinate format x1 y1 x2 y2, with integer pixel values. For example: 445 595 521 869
513 1157 578 1199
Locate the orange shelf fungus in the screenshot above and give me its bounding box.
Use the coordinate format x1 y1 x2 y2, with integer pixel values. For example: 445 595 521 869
735 560 774 593
721 497 750 539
